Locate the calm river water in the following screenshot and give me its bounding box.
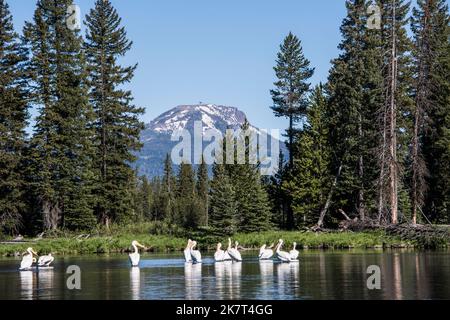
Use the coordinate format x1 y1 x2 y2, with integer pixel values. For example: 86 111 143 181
0 250 449 300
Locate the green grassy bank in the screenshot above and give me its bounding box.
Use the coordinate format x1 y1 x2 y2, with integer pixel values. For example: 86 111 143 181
0 223 426 256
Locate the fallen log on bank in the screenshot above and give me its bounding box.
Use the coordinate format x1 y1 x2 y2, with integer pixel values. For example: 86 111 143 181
338 218 450 248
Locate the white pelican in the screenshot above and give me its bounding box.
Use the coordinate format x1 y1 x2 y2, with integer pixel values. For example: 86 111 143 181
129 241 146 267
227 238 242 262
38 253 55 267
190 241 202 263
275 239 291 263
214 243 226 262
289 242 299 261
259 243 275 260
184 239 193 263
223 239 232 261
20 248 38 270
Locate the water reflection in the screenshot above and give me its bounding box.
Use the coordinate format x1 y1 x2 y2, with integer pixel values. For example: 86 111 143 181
276 262 300 298
392 253 403 300
214 261 242 299
259 261 274 299
185 263 202 300
1 250 449 300
37 269 54 299
130 267 140 300
20 271 34 300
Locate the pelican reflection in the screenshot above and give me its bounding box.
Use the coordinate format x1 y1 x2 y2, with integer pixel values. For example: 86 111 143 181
214 260 242 299
185 262 202 300
20 271 35 300
37 269 54 299
259 260 274 299
130 267 140 300
276 261 300 297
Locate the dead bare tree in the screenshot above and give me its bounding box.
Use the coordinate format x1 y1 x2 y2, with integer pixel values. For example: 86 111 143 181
317 164 343 229
378 0 400 225
411 2 433 225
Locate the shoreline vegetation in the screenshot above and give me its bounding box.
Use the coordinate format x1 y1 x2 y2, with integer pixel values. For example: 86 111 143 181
1 223 449 257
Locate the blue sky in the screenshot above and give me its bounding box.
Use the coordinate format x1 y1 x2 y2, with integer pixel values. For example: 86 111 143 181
9 1 352 131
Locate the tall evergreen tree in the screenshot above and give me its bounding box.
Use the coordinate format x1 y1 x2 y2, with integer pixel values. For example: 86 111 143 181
271 32 315 169
267 151 289 228
414 0 450 223
135 175 152 220
161 154 177 223
0 0 29 235
325 0 383 224
286 85 332 227
209 163 237 236
84 0 144 225
270 32 314 229
227 120 272 232
24 0 96 231
176 162 201 229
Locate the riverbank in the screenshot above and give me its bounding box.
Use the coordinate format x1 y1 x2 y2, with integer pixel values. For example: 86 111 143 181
1 225 436 256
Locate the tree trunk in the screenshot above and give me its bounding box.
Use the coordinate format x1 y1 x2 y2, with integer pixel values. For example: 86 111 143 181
289 115 294 169
411 2 432 226
378 104 388 224
317 164 343 228
358 113 365 221
411 107 420 226
388 0 399 224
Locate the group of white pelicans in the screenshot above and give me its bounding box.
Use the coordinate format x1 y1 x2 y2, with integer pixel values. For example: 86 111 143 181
18 238 299 270
182 238 299 265
18 247 55 271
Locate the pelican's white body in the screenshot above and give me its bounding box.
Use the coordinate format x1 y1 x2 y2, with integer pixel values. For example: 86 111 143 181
129 252 140 267
190 241 202 263
20 248 37 270
227 239 242 262
259 245 274 260
214 250 225 262
276 240 292 263
129 241 145 267
184 240 193 263
289 243 299 261
38 254 54 267
214 243 226 262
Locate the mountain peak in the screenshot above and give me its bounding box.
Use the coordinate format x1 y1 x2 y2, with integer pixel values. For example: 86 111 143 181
136 104 285 178
146 104 247 135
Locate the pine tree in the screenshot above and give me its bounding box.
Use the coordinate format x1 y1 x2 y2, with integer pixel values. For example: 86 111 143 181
149 176 164 221
227 120 272 232
196 156 209 226
209 163 237 236
24 0 96 231
134 175 152 221
270 33 314 229
325 0 383 224
271 32 314 168
0 0 29 235
287 85 332 227
176 162 200 228
84 0 144 225
160 154 177 223
415 0 450 223
267 151 289 228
